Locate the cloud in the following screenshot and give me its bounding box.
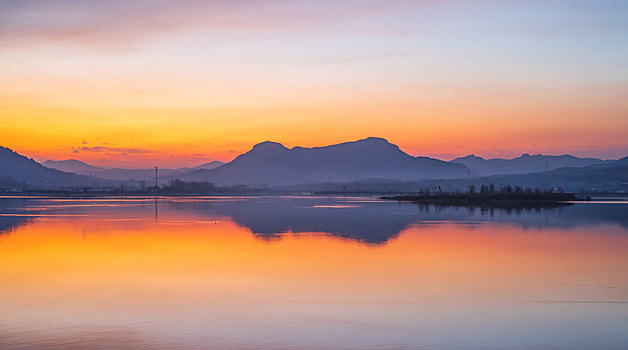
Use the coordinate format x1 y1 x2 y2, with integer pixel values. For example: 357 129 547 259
0 0 432 48
75 145 155 154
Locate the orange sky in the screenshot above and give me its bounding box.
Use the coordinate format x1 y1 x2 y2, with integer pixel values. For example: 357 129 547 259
1 1 626 167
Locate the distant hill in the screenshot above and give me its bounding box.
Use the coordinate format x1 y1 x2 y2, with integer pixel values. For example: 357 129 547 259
43 159 105 175
451 153 610 176
494 156 628 192
287 156 628 193
0 147 110 190
174 137 472 186
8 142 625 192
191 160 224 171
43 159 223 182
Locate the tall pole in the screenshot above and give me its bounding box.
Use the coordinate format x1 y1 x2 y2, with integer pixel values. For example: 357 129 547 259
155 166 158 189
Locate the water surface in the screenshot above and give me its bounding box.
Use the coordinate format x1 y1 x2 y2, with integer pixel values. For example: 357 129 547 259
0 196 626 349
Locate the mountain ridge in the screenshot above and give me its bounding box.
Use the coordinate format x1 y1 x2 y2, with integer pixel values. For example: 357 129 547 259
174 137 472 186
43 158 224 181
451 153 610 176
3 141 625 191
0 147 110 190
43 159 105 174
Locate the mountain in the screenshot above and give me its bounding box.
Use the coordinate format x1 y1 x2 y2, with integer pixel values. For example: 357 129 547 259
287 156 628 193
43 159 105 175
191 160 224 171
0 147 110 190
43 159 219 182
174 137 472 186
4 144 625 192
496 156 628 192
451 153 610 176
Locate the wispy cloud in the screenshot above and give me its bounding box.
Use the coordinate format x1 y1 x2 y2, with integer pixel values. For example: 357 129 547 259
72 145 155 155
0 0 433 48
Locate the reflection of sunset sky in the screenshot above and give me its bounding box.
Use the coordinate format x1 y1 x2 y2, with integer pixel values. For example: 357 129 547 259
0 196 627 348
1 211 627 348
1 1 626 167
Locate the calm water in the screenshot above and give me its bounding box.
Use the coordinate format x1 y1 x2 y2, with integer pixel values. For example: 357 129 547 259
0 195 626 350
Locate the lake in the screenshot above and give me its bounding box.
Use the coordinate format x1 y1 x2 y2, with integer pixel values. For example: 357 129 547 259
0 195 626 350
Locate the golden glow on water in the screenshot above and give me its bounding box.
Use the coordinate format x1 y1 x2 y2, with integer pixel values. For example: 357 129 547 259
0 198 627 349
2 219 627 304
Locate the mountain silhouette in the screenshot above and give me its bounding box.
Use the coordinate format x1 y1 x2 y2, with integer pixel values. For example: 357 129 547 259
284 156 628 193
451 153 609 176
0 147 109 190
43 159 105 174
6 142 625 191
174 137 472 186
491 156 628 192
191 160 225 171
43 159 224 182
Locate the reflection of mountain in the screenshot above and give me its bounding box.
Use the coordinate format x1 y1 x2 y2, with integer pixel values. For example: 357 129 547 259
0 216 32 235
179 197 410 244
174 197 628 244
0 197 35 235
410 202 628 231
0 196 626 244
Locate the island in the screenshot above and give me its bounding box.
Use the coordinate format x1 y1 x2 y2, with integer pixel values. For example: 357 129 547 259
381 185 589 209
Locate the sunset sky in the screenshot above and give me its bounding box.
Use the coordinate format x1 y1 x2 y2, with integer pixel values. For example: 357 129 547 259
1 0 627 167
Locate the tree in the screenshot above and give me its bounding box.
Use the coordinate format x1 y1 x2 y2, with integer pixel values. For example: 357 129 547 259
468 185 476 194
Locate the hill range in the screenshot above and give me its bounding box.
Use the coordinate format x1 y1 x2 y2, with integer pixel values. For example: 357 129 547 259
1 138 625 192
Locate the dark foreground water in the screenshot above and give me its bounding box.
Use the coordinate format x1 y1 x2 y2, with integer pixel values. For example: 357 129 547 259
0 195 626 350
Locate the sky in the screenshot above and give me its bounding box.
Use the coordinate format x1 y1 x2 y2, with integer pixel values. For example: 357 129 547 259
1 0 627 168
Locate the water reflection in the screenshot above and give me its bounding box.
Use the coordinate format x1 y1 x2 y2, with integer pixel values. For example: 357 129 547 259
0 196 626 349
2 196 626 244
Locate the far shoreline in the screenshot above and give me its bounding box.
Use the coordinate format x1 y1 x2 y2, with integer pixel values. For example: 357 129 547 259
0 190 625 199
